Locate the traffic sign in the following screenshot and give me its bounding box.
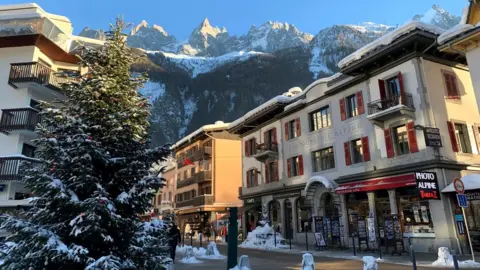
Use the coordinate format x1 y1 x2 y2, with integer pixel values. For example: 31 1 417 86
457 194 468 208
454 177 465 194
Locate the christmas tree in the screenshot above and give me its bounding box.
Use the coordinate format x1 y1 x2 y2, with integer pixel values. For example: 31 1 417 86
0 19 171 270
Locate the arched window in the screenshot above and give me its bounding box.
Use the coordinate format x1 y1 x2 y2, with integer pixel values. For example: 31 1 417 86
296 197 312 232
268 200 281 231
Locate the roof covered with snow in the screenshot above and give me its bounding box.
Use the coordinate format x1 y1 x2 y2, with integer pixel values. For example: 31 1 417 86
338 21 446 69
437 23 478 45
0 3 70 22
172 121 230 150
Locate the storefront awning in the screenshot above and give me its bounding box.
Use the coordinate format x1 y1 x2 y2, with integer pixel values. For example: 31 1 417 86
441 174 480 193
335 173 416 194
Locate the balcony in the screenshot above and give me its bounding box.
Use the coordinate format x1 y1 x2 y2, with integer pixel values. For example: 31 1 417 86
177 171 212 189
193 195 214 206
0 108 40 135
175 199 194 208
0 156 39 181
253 143 279 163
177 176 196 189
367 93 415 127
8 62 74 96
193 147 212 161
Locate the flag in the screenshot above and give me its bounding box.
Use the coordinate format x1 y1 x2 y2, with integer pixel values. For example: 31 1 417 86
182 157 193 166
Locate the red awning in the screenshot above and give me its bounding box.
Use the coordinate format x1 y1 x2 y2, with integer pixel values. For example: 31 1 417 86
335 173 416 194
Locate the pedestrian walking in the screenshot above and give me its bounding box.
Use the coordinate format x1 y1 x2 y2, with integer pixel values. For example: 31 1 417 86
168 223 181 263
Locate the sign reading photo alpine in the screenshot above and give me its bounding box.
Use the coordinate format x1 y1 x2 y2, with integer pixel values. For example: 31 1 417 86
415 172 441 200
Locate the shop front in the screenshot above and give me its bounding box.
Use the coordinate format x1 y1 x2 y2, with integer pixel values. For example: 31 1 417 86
241 196 262 237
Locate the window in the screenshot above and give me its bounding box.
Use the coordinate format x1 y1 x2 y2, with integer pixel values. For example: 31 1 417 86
177 173 181 181
351 139 363 164
296 197 312 232
152 196 156 206
310 106 331 131
183 171 187 179
190 167 195 177
443 71 460 99
246 138 256 156
386 76 401 97
455 124 472 153
288 119 298 139
191 190 196 198
265 128 277 147
288 155 303 177
393 125 409 155
21 144 36 158
346 94 358 118
247 169 256 188
285 119 299 141
168 191 172 201
312 147 335 172
267 162 275 183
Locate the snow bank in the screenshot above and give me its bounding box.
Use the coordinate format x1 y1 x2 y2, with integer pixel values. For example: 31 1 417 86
438 24 475 45
176 245 206 256
199 242 226 260
338 21 445 69
431 247 480 268
239 224 287 250
180 256 203 264
363 256 378 270
305 176 338 192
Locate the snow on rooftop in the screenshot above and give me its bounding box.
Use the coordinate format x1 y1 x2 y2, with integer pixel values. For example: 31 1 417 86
437 23 476 45
284 98 306 112
338 21 446 69
172 121 230 149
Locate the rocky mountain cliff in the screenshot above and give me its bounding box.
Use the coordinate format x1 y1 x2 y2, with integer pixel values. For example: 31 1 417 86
80 5 460 146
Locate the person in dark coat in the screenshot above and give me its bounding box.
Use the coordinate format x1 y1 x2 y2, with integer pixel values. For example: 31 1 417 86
168 223 181 263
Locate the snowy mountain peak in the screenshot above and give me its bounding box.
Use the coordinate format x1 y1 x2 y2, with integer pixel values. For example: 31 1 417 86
152 24 169 36
131 20 149 35
193 18 226 38
346 22 394 34
413 4 460 30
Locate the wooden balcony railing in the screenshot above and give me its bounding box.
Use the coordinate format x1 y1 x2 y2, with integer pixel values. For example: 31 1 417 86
0 108 40 134
0 156 40 181
8 62 75 92
367 93 415 115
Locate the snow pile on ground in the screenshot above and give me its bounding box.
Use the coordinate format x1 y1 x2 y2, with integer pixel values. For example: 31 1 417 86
199 242 226 260
363 256 378 270
180 246 203 264
438 24 475 45
431 247 480 268
230 255 251 270
338 21 445 68
150 50 268 78
239 224 287 250
301 253 315 270
176 245 207 256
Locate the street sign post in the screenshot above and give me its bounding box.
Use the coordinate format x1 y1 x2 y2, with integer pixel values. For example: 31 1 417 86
454 178 475 262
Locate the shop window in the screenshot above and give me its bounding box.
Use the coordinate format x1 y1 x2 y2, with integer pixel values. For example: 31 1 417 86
21 144 36 158
455 123 472 154
393 125 409 155
351 139 363 164
312 147 335 172
269 200 281 231
346 94 358 118
310 106 331 131
399 195 435 234
442 71 460 99
297 197 312 232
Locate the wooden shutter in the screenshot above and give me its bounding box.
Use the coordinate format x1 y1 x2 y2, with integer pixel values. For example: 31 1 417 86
378 80 386 100
444 73 460 99
344 141 351 166
254 170 258 186
384 128 395 158
356 91 365 115
244 141 249 157
406 121 419 153
473 124 480 154
273 161 278 182
272 128 277 143
246 171 250 188
397 72 405 95
287 158 292 178
265 163 270 184
296 118 301 137
447 121 459 152
339 98 346 121
298 155 304 176
361 136 370 162
284 122 289 141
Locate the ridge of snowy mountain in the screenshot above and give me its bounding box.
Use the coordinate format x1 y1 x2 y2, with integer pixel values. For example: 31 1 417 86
126 20 177 51
413 4 461 30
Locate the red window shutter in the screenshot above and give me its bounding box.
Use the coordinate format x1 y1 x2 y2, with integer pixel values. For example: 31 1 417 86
384 128 395 158
296 118 301 137
244 141 249 157
344 141 352 166
361 136 370 162
246 171 250 188
356 91 365 115
265 164 270 184
298 155 304 176
378 80 386 100
287 158 292 178
273 161 279 181
339 99 346 121
397 72 405 95
254 170 258 186
447 121 459 152
406 121 419 153
284 122 289 141
272 128 277 143
473 124 480 154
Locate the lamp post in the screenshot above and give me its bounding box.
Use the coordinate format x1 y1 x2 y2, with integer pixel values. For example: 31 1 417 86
198 208 202 248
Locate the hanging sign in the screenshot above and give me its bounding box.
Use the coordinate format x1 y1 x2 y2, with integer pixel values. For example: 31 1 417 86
415 172 441 200
424 127 442 147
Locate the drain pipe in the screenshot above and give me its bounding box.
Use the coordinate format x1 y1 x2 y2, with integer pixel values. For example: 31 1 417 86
442 168 463 255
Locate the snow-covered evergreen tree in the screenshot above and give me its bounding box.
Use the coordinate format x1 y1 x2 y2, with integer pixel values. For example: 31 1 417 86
0 19 171 270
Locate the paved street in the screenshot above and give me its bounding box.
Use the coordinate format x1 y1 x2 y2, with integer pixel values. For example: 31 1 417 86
173 244 454 270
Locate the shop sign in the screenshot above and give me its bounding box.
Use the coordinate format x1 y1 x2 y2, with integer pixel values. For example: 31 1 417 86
423 128 442 147
273 191 301 200
415 172 441 200
244 197 261 205
466 191 480 200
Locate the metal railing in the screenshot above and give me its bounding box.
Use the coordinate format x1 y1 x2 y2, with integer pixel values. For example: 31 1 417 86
0 108 40 133
0 156 40 181
193 147 212 161
8 62 74 92
177 171 212 189
175 199 194 208
193 195 213 206
367 93 414 115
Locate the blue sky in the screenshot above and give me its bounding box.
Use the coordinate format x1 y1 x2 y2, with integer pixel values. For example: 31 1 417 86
8 0 467 39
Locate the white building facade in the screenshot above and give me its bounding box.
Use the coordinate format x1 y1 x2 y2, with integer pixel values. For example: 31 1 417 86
230 22 480 254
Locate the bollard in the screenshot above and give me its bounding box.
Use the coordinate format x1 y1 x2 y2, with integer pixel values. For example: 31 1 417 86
452 254 460 270
411 248 417 270
378 241 382 259
305 231 309 251
289 233 292 250
301 253 315 270
190 233 193 247
200 233 203 248
352 236 356 256
274 230 277 247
